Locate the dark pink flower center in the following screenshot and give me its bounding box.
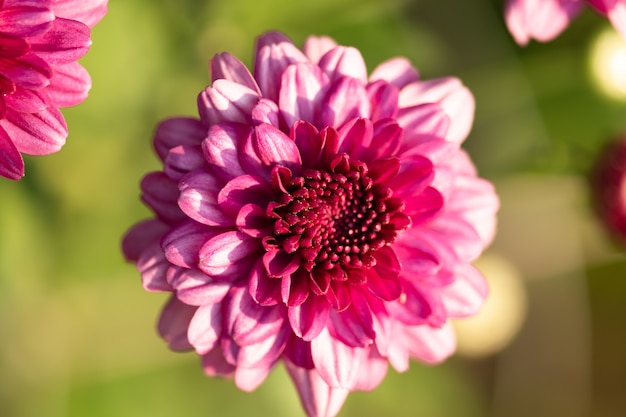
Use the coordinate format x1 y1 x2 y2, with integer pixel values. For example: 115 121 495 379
264 152 409 295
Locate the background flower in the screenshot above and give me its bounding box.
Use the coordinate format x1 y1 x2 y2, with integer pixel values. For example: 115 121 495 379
122 31 498 417
0 0 108 180
505 0 626 45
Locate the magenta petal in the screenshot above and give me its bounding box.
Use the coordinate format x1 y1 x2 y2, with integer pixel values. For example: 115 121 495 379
121 218 169 262
188 303 222 354
251 98 280 126
210 52 261 94
403 186 444 224
167 267 230 306
154 117 206 162
263 248 301 278
366 267 402 302
369 57 420 89
321 77 370 129
198 79 259 125
164 144 206 181
241 123 302 180
179 171 233 226
217 174 274 218
282 269 310 307
336 117 372 159
385 281 433 325
137 241 172 292
288 294 329 341
327 290 375 347
405 322 456 364
387 154 433 198
291 120 322 169
158 296 196 351
203 122 250 181
2 106 67 155
52 0 109 28
30 18 91 64
3 53 51 90
363 119 403 161
237 203 273 238
0 6 53 37
236 324 289 368
285 360 349 417
199 231 262 276
254 31 308 102
5 88 48 114
226 286 286 346
140 171 185 223
311 327 368 389
279 62 330 129
317 46 368 83
367 80 399 121
0 127 24 179
162 221 220 268
249 258 282 306
46 61 90 107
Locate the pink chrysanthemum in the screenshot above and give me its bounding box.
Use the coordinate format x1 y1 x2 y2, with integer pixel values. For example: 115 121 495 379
505 0 626 45
122 32 499 417
0 0 108 180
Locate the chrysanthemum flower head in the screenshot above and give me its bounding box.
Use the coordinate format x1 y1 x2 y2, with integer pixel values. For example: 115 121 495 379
505 0 626 45
123 31 499 417
0 0 108 180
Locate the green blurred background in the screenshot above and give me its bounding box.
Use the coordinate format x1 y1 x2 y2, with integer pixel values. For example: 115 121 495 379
1 0 625 416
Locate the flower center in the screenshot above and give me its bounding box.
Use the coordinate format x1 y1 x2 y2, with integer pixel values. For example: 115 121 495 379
267 153 409 277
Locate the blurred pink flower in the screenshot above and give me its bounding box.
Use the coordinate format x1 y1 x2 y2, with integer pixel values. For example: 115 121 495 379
0 0 108 180
505 0 626 45
123 31 498 417
591 136 626 244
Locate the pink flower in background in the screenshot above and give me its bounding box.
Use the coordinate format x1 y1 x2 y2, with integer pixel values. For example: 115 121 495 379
591 136 626 244
505 0 626 45
123 31 498 417
0 0 108 180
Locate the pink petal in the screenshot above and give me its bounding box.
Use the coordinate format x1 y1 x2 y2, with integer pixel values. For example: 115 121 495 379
327 289 375 347
404 322 456 364
167 267 231 306
311 327 368 389
291 120 322 169
352 347 389 391
436 264 488 317
198 231 262 276
140 171 185 223
288 294 329 341
336 117 373 159
202 346 236 377
179 170 233 226
303 35 338 64
366 267 402 302
121 218 169 262
137 241 172 292
188 303 222 354
285 360 349 417
52 0 109 28
217 174 274 217
162 221 220 268
387 154 433 198
235 365 274 392
369 57 420 89
399 77 475 144
2 106 67 155
154 117 206 162
363 119 403 161
279 62 330 129
0 126 24 179
251 98 280 126
606 1 626 40
367 80 399 121
30 18 91 64
317 46 368 83
282 270 310 306
396 103 449 154
46 61 91 107
236 203 273 238
210 52 261 94
254 31 309 101
198 79 259 125
321 78 370 129
203 122 250 181
2 53 51 90
240 123 302 180
158 296 196 351
164 144 206 181
225 286 286 346
236 325 289 368
402 186 444 225
263 248 301 278
504 0 584 45
249 258 282 306
0 6 53 37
